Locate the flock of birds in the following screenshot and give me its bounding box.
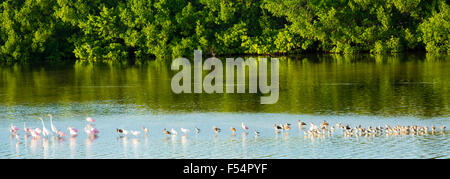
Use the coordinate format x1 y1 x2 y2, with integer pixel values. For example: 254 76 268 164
8 115 447 142
8 114 99 140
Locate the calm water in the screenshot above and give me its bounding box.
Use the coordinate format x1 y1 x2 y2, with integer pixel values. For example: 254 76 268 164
0 53 449 158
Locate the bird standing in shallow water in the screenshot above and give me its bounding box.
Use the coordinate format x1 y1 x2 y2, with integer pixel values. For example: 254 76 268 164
321 120 329 129
116 128 126 137
195 127 200 134
142 126 149 135
254 130 260 136
67 126 78 137
230 127 237 133
171 128 178 135
130 130 141 137
298 120 306 128
86 117 95 123
31 128 41 139
85 124 99 137
9 124 19 135
48 114 58 134
24 123 32 135
39 117 51 137
241 123 249 131
273 124 282 133
163 128 171 135
180 128 189 135
283 123 291 130
213 125 221 133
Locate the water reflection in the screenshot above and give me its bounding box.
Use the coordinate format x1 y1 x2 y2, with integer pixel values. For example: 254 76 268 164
0 53 449 158
0 53 448 117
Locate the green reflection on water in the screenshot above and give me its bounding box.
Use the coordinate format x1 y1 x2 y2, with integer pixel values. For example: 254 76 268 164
0 53 448 117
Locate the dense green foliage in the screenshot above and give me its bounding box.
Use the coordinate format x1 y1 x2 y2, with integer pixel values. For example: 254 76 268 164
0 0 449 61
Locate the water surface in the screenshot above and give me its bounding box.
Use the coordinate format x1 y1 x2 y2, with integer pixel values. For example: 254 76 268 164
0 53 449 158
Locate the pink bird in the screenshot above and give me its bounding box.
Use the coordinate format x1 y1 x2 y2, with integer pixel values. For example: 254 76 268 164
84 124 99 136
86 117 95 123
241 122 249 130
56 131 66 137
34 128 42 134
67 126 78 136
24 123 32 134
9 124 19 134
31 128 41 139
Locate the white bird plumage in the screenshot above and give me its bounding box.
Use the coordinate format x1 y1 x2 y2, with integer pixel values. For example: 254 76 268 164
39 117 52 137
171 128 178 135
180 128 189 135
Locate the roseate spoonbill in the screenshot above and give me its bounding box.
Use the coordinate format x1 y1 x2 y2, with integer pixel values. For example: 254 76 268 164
34 128 42 134
67 126 78 136
163 128 171 135
39 117 52 137
31 128 41 139
56 131 66 138
213 125 221 133
9 124 19 134
48 114 58 134
85 124 99 136
86 117 95 123
170 128 178 135
241 123 249 130
24 123 32 134
180 128 189 135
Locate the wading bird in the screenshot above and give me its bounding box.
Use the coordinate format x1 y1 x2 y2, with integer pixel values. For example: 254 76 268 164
48 114 58 134
24 123 32 134
180 128 189 135
195 127 200 134
273 124 283 132
130 130 141 137
67 126 78 136
31 128 41 139
163 128 171 135
298 120 306 128
254 130 260 136
85 124 99 137
230 127 237 133
142 126 149 135
241 123 249 131
86 117 95 123
213 125 221 133
116 128 128 137
320 120 329 129
9 124 19 135
171 128 178 135
39 117 51 137
283 123 291 130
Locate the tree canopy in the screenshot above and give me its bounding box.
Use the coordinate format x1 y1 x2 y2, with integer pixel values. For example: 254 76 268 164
0 0 449 62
